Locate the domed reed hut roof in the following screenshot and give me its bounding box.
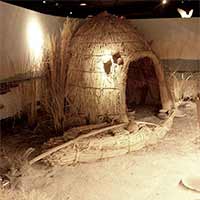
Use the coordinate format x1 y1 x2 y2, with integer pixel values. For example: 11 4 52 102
68 12 173 123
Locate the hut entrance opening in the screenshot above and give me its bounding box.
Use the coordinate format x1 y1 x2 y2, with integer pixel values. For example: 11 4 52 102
126 57 161 120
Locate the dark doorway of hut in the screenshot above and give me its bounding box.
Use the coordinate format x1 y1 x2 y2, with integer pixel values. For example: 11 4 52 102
126 57 162 123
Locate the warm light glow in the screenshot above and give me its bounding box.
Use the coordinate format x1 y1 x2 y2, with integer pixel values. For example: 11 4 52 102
162 0 167 4
101 49 112 63
27 17 44 63
177 8 193 18
80 3 87 6
102 54 112 63
43 0 46 4
70 11 73 15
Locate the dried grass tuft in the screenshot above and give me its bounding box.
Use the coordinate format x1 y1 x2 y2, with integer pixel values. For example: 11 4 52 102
169 71 192 101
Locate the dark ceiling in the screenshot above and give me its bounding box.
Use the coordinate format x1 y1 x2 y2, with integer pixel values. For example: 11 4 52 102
2 0 200 19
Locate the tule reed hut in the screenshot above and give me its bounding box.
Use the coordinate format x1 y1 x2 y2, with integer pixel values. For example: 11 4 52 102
67 12 174 124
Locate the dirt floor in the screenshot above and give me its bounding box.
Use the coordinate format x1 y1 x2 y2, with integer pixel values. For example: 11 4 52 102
1 101 200 200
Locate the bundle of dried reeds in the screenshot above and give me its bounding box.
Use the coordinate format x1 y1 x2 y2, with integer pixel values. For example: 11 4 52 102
30 110 176 166
41 18 80 133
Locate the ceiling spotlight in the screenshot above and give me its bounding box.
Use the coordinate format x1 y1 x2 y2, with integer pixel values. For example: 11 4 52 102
177 8 193 18
69 11 73 15
80 3 87 6
42 0 46 3
162 0 167 5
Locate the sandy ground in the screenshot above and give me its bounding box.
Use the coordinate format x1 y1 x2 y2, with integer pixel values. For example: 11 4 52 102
1 102 200 200
16 101 199 200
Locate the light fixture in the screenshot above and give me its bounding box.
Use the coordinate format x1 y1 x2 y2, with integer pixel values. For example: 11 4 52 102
162 0 167 5
177 8 193 18
80 2 87 6
55 2 59 6
69 11 73 15
42 0 46 4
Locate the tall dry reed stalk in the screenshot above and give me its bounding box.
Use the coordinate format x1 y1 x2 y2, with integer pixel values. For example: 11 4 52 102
42 18 80 133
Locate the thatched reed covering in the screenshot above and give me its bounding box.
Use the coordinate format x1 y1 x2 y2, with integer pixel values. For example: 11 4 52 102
68 12 173 123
